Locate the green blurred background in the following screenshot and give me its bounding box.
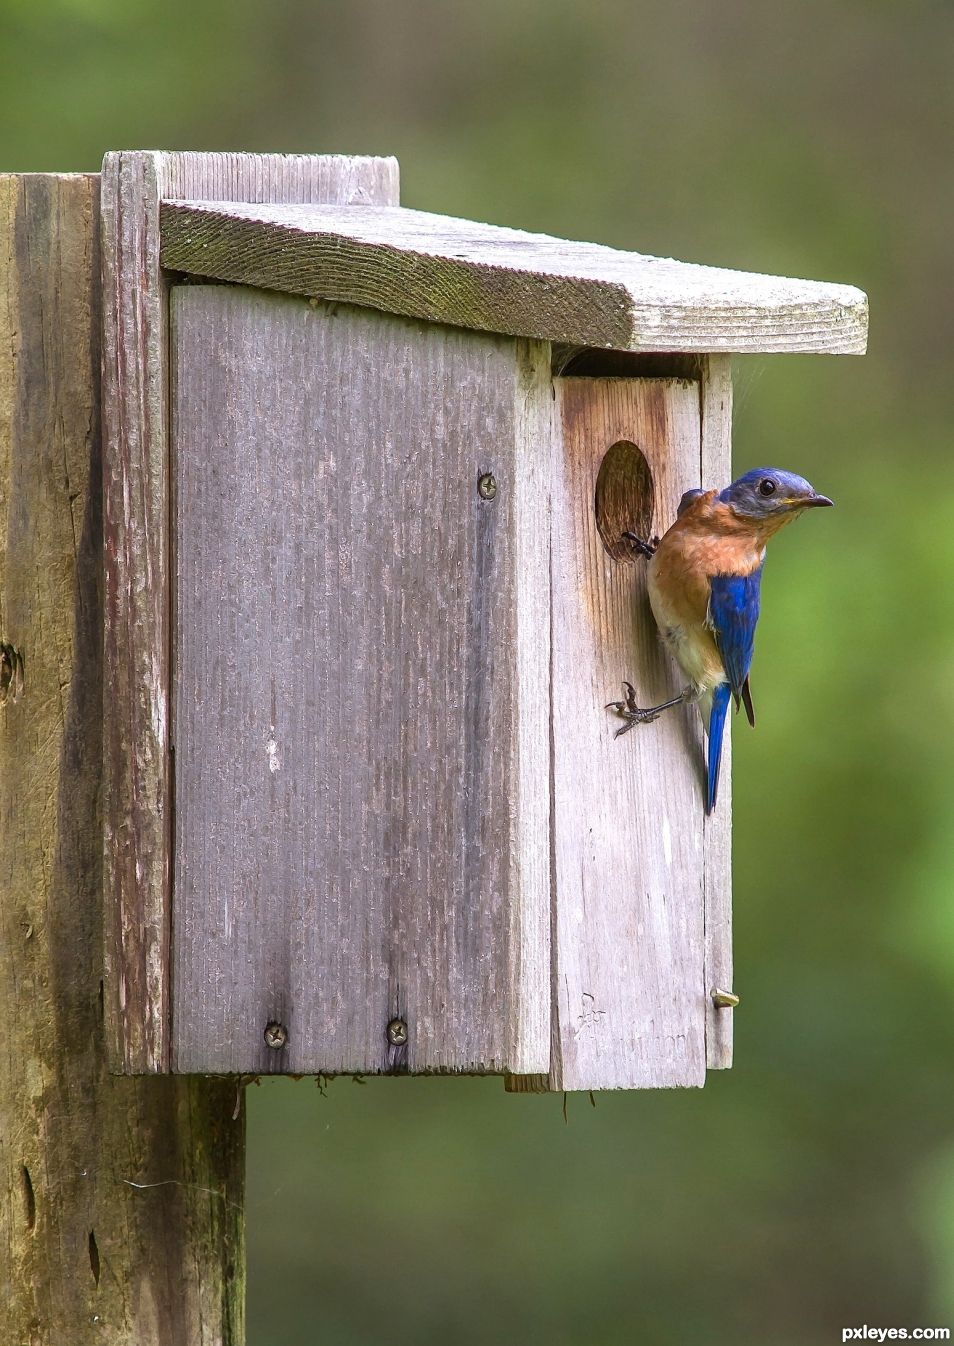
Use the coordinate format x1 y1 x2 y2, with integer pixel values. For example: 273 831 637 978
5 1 953 1341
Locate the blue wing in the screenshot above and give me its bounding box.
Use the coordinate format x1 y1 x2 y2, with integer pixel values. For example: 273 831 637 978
707 568 763 700
704 568 763 814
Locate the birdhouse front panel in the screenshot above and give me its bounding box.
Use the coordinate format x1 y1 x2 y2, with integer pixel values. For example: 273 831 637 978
550 376 710 1090
170 284 552 1075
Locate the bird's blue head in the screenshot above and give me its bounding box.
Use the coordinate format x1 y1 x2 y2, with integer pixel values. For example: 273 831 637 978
719 468 833 521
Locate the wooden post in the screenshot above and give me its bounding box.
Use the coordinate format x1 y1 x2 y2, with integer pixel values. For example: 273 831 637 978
0 174 244 1341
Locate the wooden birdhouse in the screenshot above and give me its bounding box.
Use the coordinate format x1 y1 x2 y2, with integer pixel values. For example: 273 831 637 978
102 150 867 1089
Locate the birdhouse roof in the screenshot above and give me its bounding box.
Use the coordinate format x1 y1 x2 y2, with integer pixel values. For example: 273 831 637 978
160 200 868 355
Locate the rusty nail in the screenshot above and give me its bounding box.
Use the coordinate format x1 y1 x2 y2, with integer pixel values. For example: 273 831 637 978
386 1017 408 1046
264 1021 288 1049
711 988 740 1009
477 472 497 501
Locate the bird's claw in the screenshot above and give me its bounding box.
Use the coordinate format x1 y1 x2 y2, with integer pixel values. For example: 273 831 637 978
622 531 659 559
606 681 661 735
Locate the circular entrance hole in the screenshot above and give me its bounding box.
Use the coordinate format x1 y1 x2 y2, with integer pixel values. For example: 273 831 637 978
594 440 655 562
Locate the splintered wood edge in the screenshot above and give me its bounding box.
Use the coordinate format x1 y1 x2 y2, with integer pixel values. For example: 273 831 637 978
158 199 869 355
101 151 399 1074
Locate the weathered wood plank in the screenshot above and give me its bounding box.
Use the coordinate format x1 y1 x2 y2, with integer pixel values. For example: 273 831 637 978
102 151 399 1072
101 151 172 1077
548 377 707 1090
170 286 551 1076
159 199 869 355
511 339 555 1070
0 172 244 1346
700 355 734 1069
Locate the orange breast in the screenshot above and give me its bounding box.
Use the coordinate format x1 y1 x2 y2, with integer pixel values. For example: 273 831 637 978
647 492 766 689
653 492 766 594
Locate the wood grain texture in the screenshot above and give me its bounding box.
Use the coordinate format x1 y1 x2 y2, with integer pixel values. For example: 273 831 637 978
549 377 708 1090
0 172 244 1346
159 200 869 355
511 339 555 1067
170 286 551 1076
102 151 399 1072
700 355 734 1069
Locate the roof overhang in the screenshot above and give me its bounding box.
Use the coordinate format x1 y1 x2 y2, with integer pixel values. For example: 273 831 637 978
159 199 868 355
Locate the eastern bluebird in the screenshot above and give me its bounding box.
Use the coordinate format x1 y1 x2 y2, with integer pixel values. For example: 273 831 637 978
607 468 833 814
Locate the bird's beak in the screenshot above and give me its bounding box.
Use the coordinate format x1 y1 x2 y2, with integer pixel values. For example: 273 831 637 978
803 493 834 508
789 493 834 509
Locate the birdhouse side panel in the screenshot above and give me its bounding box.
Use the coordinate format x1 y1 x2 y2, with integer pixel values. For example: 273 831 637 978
169 286 551 1075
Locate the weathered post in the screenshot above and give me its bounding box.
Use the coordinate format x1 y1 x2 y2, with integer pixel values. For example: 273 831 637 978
0 174 244 1343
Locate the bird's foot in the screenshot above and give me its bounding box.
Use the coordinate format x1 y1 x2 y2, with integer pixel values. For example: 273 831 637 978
622 531 659 559
606 682 693 737
606 681 662 737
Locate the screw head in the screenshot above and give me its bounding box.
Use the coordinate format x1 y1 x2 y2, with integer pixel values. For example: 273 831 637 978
477 472 497 501
710 988 740 1009
386 1017 408 1046
264 1021 288 1049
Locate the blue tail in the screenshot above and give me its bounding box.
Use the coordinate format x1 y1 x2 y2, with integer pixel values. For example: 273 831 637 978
706 683 732 815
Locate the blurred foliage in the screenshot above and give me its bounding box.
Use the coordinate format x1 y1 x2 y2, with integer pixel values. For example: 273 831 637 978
4 1 953 1341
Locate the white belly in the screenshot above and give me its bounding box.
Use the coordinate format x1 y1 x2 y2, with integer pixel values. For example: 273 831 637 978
648 577 727 696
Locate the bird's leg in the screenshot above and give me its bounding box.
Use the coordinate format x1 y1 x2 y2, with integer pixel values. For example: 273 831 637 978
606 682 691 738
622 531 660 559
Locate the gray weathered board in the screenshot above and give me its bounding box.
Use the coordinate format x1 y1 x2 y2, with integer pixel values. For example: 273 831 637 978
101 150 399 1073
171 285 552 1076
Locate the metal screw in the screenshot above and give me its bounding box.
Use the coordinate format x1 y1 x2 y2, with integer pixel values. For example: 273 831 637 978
264 1021 288 1049
477 472 497 501
386 1017 408 1046
711 988 740 1009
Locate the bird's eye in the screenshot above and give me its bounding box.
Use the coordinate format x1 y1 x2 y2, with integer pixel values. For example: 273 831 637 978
758 478 777 497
